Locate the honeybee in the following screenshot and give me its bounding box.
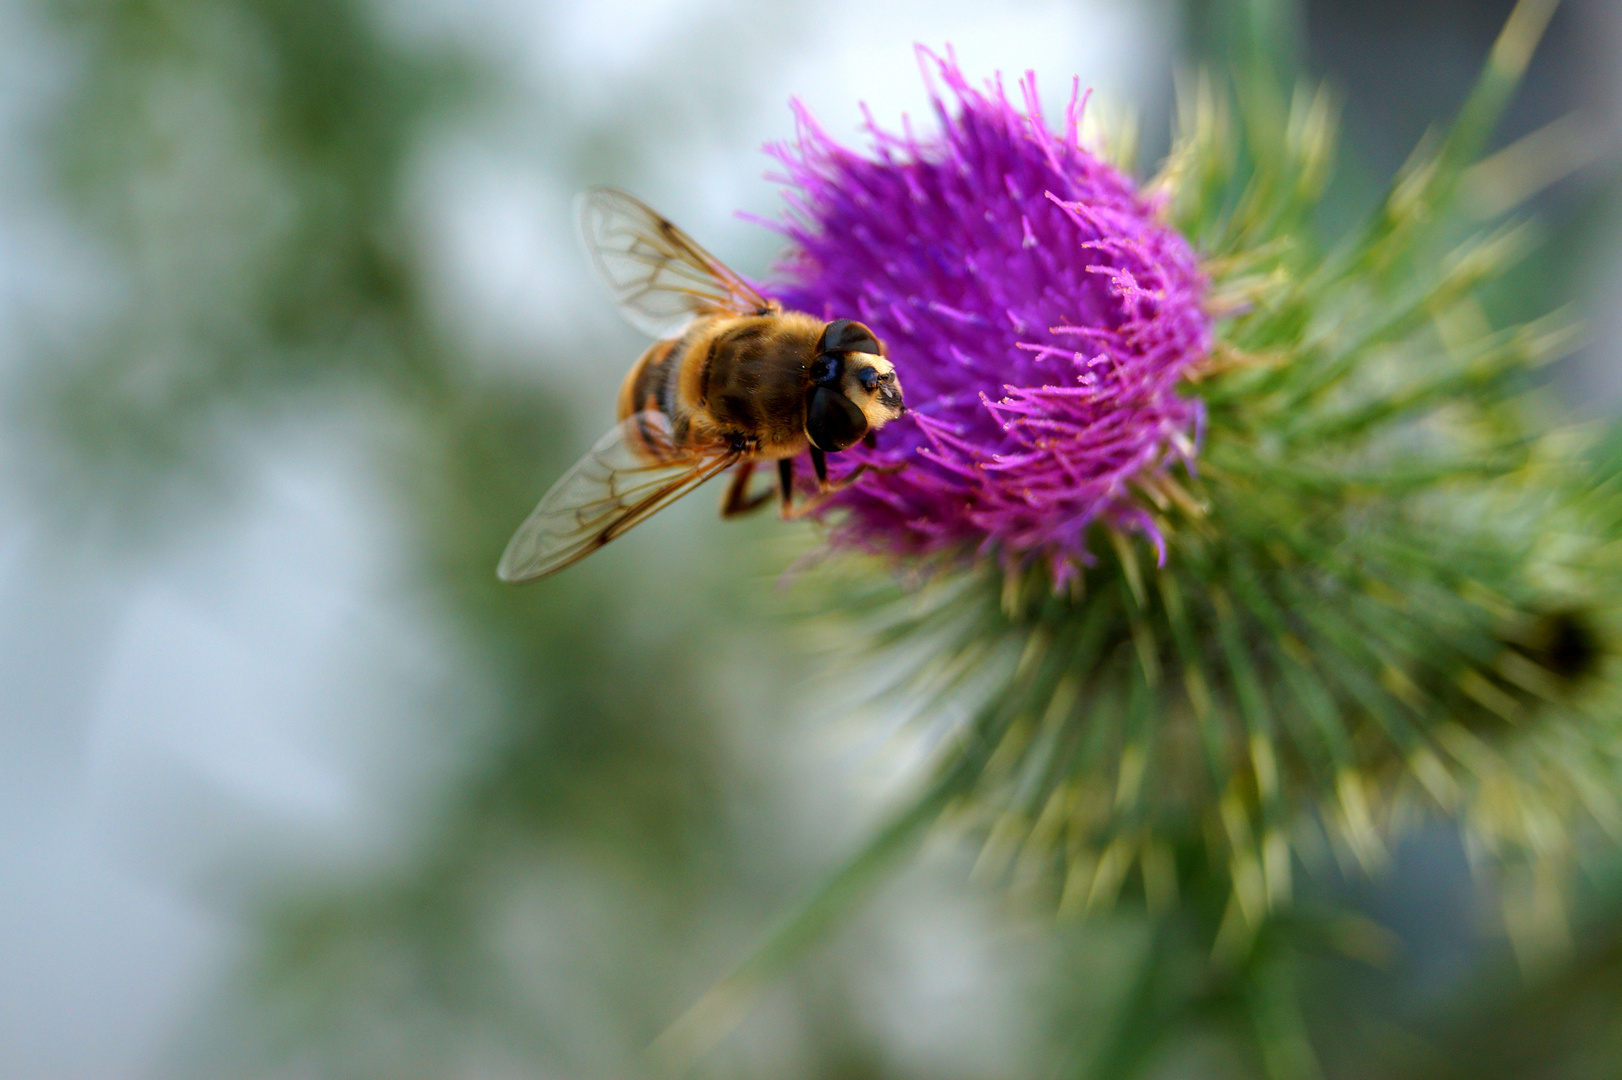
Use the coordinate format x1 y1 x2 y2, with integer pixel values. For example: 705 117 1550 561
496 188 907 583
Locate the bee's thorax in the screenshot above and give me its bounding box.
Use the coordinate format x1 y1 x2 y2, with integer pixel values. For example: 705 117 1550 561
616 310 826 461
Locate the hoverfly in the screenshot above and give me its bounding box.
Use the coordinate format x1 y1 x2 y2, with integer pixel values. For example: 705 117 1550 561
497 189 906 583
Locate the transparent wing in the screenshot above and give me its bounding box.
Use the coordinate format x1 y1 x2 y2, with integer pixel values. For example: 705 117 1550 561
497 412 739 583
576 188 774 339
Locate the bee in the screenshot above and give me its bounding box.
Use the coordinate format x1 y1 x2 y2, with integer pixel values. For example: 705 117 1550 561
497 188 907 583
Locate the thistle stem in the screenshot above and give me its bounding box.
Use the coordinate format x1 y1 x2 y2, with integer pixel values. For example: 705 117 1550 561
648 749 986 1074
1075 914 1185 1080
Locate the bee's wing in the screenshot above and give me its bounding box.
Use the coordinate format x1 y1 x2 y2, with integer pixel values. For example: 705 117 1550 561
577 188 774 340
497 411 740 583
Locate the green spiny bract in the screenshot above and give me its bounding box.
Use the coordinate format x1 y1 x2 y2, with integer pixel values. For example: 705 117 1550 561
801 15 1619 958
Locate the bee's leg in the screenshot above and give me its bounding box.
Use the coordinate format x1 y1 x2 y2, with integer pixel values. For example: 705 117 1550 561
782 454 869 520
780 453 832 520
862 431 877 450
817 453 896 495
818 459 908 491
830 463 869 490
719 461 753 516
782 484 849 520
720 461 774 517
776 458 795 519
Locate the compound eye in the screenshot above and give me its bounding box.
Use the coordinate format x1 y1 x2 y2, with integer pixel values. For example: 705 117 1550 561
809 354 842 386
818 319 881 356
805 385 869 451
814 320 846 355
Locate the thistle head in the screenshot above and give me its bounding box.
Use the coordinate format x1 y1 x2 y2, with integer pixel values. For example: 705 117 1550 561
755 23 1620 959
767 48 1211 587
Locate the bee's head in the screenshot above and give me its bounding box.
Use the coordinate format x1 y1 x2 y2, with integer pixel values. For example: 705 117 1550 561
805 319 906 452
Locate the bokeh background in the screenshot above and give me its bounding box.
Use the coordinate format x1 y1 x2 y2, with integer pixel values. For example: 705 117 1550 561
2 1 1620 1077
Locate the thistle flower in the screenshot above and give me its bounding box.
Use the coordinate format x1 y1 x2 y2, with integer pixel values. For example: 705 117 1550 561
767 51 1210 585
746 1 1622 959
660 3 1622 1070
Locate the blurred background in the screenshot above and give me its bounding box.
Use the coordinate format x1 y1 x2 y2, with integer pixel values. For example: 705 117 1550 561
1 0 1619 1077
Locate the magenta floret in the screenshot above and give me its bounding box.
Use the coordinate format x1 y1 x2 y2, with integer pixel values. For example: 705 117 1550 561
763 49 1211 586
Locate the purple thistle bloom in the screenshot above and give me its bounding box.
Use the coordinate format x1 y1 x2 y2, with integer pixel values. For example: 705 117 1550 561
763 49 1211 587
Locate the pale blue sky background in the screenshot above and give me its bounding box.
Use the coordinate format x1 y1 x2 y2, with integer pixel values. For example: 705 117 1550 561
3 1 1622 1076
0 2 1175 1076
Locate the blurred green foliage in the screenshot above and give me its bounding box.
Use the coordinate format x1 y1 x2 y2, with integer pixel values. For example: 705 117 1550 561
24 0 934 1076
14 0 1622 1078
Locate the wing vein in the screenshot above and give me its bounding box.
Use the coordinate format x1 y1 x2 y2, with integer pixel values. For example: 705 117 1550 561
575 187 773 339
497 411 738 583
